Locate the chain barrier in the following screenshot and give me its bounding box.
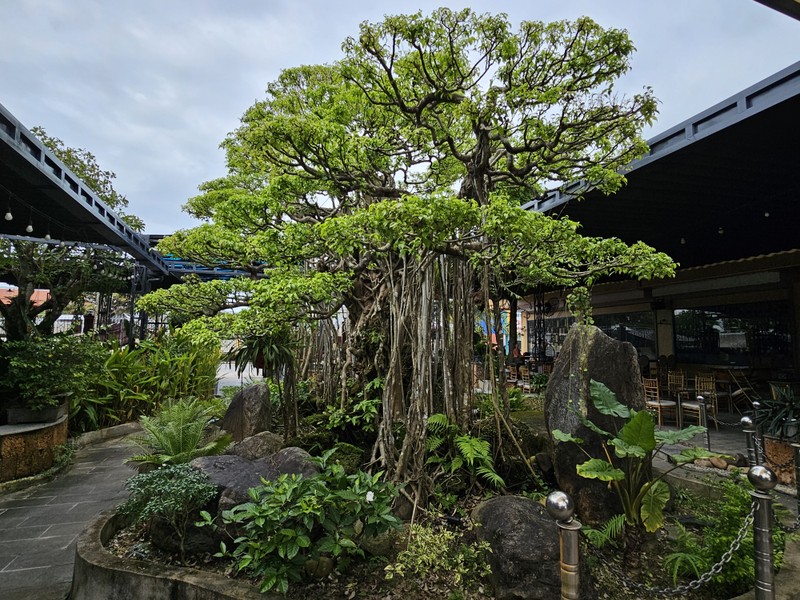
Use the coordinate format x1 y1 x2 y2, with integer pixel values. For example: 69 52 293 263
589 499 757 597
713 414 745 428
755 435 796 470
773 508 800 534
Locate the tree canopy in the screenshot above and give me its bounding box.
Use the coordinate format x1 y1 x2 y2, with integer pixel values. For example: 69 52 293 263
140 8 675 495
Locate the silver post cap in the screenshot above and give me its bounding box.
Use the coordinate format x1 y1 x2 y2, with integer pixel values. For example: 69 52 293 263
546 490 575 522
740 415 753 427
748 465 778 491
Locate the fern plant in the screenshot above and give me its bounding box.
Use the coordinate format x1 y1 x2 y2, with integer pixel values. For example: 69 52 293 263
426 413 504 490
582 513 626 549
128 396 231 467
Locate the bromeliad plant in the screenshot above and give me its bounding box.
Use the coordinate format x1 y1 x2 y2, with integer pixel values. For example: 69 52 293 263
553 380 723 534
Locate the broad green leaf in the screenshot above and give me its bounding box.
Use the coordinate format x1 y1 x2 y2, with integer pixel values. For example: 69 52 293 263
654 425 706 445
609 437 647 459
671 448 730 465
640 480 670 532
579 415 612 438
618 410 656 453
576 458 625 481
590 379 630 418
552 429 583 444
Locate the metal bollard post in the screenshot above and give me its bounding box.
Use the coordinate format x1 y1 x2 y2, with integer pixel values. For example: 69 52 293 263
698 396 711 452
748 465 778 600
546 491 582 600
742 416 758 467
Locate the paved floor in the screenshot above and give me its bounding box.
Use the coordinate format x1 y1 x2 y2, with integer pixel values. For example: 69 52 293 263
0 430 137 600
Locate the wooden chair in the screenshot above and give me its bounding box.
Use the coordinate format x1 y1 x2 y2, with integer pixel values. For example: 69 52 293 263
643 377 676 428
682 372 718 430
519 367 531 393
667 370 691 403
505 366 518 386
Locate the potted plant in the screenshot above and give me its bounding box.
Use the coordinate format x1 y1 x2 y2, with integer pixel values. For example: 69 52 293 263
755 383 800 485
0 335 106 424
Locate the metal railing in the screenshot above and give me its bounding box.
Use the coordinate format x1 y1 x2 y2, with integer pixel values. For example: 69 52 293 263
546 463 783 599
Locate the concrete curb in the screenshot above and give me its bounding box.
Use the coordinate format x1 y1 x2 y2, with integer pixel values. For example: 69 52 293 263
71 511 275 600
72 421 142 449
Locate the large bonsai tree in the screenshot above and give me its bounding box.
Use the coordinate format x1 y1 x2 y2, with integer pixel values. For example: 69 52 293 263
140 9 675 499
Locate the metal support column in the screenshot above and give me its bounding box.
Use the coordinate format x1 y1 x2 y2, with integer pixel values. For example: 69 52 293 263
748 465 777 600
546 491 582 600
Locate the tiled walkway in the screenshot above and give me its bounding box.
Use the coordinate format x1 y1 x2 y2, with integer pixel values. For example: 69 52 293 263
0 430 137 600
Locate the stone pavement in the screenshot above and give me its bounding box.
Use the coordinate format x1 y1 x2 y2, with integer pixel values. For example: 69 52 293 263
0 424 139 600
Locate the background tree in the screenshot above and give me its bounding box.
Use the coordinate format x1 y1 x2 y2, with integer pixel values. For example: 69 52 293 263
0 128 140 340
140 9 675 501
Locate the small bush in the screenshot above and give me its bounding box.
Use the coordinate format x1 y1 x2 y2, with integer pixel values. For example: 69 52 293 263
384 523 492 588
118 464 217 562
204 449 402 594
128 396 231 467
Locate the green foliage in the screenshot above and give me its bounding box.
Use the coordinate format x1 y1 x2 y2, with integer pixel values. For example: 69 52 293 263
65 329 221 434
756 384 800 441
118 464 217 563
128 397 231 467
384 523 492 588
582 513 626 549
553 380 724 534
665 477 785 596
0 335 107 410
203 449 402 594
426 413 505 490
325 379 382 434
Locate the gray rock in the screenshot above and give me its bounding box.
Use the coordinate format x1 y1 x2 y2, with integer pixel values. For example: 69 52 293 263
221 384 272 442
227 431 283 460
544 324 644 525
191 447 319 509
472 496 561 600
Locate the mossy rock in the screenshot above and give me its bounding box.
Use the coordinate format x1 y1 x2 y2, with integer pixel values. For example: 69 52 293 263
331 442 366 474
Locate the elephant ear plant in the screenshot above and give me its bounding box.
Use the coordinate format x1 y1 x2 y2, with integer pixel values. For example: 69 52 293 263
553 380 725 537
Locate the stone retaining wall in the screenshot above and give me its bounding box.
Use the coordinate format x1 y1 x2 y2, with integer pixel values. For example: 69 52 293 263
0 416 67 482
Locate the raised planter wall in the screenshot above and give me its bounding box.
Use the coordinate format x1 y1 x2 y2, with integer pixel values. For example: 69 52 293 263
71 511 276 600
0 416 67 482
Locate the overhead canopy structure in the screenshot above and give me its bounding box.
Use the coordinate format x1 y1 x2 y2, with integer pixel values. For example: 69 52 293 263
0 103 169 275
525 60 800 270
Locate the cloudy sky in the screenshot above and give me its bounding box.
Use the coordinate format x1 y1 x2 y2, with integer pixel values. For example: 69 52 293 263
1 0 798 234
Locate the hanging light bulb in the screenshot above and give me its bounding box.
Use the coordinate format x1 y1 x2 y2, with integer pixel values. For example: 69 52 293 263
4 207 12 221
25 221 33 233
44 232 51 241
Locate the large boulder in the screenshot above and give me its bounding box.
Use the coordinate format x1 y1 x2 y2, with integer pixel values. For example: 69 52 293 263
544 324 645 525
149 447 320 556
226 431 283 460
471 496 560 600
221 383 272 442
192 447 319 509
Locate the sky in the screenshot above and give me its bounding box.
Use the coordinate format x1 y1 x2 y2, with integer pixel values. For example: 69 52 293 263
1 0 798 234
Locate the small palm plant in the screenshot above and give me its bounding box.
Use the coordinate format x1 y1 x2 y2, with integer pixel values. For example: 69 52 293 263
128 396 231 468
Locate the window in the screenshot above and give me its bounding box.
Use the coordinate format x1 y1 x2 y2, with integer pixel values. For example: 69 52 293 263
673 301 792 367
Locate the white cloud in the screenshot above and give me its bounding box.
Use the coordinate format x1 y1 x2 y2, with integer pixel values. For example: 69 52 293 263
1 0 798 233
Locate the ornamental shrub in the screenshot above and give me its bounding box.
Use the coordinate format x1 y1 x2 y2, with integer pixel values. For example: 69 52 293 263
0 334 107 410
118 463 217 563
201 449 402 594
